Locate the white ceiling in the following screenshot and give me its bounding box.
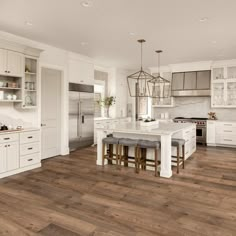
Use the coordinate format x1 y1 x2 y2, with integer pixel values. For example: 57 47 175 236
0 0 236 69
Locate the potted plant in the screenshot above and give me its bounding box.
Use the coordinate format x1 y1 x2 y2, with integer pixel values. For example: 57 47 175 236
97 96 116 118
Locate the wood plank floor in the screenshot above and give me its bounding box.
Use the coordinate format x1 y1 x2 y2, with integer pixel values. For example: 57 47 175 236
0 146 235 236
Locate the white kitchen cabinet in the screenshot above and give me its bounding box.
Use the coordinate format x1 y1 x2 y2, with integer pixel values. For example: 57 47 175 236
0 49 23 77
6 142 19 171
7 51 24 77
0 129 41 179
211 65 236 108
69 58 94 85
207 121 216 145
0 144 7 173
207 121 236 147
0 49 7 75
0 142 19 172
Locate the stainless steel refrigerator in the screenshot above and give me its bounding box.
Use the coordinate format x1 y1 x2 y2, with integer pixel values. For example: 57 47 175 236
69 83 94 151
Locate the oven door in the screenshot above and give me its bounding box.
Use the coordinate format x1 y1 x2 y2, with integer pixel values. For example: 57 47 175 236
196 126 206 142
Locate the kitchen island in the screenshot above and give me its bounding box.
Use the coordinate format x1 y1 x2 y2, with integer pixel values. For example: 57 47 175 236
96 121 196 178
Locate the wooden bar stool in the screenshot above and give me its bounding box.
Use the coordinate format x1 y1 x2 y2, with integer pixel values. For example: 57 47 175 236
137 140 161 177
102 137 120 167
171 138 185 174
118 138 139 172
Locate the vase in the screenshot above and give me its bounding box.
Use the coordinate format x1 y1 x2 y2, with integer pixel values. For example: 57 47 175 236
105 107 110 118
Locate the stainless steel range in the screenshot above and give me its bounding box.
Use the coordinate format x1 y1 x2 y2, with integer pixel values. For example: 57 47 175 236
173 117 207 144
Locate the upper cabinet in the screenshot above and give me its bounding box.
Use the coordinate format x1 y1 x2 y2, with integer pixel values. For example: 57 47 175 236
0 49 23 77
0 40 41 108
69 58 94 85
211 65 236 108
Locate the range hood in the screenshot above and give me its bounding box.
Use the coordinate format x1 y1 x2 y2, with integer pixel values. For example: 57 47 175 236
171 70 211 97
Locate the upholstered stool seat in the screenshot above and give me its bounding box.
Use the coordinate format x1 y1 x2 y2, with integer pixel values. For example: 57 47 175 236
172 139 185 147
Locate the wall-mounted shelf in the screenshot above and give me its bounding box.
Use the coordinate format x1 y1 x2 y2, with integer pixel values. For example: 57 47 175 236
25 72 36 75
0 100 22 103
0 87 21 90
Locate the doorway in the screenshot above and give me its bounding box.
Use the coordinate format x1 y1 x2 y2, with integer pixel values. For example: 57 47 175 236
41 67 62 160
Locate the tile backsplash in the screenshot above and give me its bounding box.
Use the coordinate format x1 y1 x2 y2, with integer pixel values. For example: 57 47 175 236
152 97 236 121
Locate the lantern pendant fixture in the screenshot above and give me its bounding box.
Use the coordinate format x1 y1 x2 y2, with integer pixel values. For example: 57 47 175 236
147 50 171 98
127 39 154 97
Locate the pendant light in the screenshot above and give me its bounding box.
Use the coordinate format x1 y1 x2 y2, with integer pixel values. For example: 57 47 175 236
147 50 171 98
127 39 154 97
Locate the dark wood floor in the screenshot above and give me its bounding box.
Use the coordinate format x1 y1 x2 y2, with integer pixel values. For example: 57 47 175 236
0 146 236 236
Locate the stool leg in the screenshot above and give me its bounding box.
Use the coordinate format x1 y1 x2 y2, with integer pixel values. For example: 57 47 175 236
116 144 119 166
141 148 147 170
155 148 158 177
108 144 113 165
119 145 122 165
182 145 185 169
177 145 180 174
124 146 128 167
102 143 105 166
134 147 138 173
136 147 140 173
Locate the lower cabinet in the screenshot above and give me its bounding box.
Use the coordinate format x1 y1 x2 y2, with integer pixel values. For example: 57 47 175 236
0 142 19 173
0 129 41 179
207 121 236 147
0 144 7 173
6 142 19 171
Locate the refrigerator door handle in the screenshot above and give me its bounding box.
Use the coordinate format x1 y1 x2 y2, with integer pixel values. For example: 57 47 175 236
77 102 81 137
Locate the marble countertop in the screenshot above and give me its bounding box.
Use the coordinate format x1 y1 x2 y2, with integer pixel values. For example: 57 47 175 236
94 117 130 121
97 121 195 136
207 120 236 123
0 127 40 134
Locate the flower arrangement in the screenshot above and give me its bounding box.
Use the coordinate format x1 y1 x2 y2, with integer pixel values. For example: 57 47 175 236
97 96 116 117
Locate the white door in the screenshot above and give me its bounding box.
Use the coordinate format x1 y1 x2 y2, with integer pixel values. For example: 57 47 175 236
41 68 61 160
0 144 7 173
7 51 24 77
0 49 7 75
6 142 19 171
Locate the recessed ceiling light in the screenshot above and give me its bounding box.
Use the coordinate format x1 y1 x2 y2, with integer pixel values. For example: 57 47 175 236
212 40 217 44
81 1 93 8
81 42 88 46
129 32 136 36
199 17 209 22
25 21 33 26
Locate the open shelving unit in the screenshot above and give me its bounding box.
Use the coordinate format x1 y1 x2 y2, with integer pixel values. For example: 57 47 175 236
0 75 23 102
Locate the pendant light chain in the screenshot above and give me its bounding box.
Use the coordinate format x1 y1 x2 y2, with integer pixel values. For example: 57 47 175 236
141 42 143 70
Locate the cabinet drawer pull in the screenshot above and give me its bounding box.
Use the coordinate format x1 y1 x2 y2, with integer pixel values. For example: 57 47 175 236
224 124 232 126
224 139 232 141
28 136 33 139
28 159 33 162
4 137 10 140
224 130 232 132
28 147 33 150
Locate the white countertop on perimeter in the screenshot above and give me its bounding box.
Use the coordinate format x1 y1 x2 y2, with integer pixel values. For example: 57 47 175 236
97 121 195 136
0 127 40 134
